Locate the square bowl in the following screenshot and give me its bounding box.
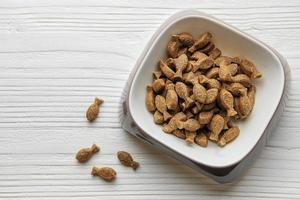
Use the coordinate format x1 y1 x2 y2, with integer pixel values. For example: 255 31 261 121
121 10 289 182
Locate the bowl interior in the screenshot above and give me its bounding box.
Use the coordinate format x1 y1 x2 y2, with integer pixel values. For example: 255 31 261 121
129 14 284 167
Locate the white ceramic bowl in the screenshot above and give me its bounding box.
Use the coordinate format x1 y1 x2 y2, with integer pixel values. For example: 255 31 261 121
121 10 289 182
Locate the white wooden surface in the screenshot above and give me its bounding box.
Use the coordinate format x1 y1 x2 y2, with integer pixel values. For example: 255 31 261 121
0 0 300 199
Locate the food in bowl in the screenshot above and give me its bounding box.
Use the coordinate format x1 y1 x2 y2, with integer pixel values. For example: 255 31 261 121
145 32 262 147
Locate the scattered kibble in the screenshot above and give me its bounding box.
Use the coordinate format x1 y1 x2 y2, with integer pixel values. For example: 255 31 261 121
145 31 262 147
76 144 100 163
86 97 104 122
91 166 116 181
117 151 139 170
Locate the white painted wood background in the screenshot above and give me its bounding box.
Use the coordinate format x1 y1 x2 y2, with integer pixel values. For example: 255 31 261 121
0 0 299 199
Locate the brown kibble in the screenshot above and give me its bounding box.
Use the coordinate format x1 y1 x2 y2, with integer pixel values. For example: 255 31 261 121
214 56 232 66
155 95 172 121
237 88 252 118
162 112 187 133
167 35 180 58
190 51 214 71
208 114 225 141
166 83 178 111
153 110 164 124
155 95 167 113
205 88 218 104
199 42 215 54
160 60 175 80
177 118 201 132
218 127 240 147
178 32 194 47
117 151 139 170
231 74 252 87
152 79 165 93
223 83 246 96
208 48 222 60
195 133 208 147
206 67 220 79
188 32 212 53
207 79 221 89
182 71 196 84
219 89 237 117
86 97 103 122
175 82 194 109
198 109 216 125
145 85 156 112
185 130 196 144
76 144 100 163
173 129 186 139
175 81 191 97
91 167 116 181
200 77 221 89
219 61 233 82
190 77 207 104
227 63 239 76
240 59 262 79
172 54 188 81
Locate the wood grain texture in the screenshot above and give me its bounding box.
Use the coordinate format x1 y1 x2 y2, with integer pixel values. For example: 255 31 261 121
0 0 299 199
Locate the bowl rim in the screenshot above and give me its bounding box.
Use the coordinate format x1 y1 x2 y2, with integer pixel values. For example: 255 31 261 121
127 10 286 168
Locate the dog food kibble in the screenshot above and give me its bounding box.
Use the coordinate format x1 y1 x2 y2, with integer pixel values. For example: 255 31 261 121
86 98 103 122
145 31 262 147
91 167 116 181
117 151 140 170
76 144 100 163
